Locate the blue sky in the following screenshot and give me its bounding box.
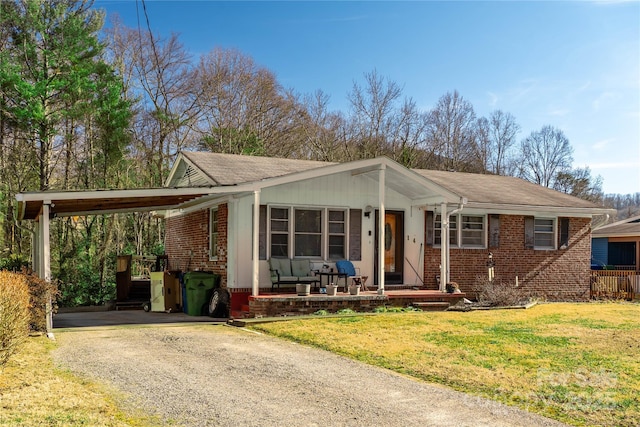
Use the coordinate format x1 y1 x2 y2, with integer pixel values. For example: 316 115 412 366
95 0 640 195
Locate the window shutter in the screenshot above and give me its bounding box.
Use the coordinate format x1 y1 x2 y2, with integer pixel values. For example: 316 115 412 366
349 209 362 260
489 214 500 248
524 216 534 249
559 217 569 249
258 205 267 260
425 211 434 246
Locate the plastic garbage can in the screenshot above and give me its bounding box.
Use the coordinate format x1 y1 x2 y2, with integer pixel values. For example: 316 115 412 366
184 272 219 316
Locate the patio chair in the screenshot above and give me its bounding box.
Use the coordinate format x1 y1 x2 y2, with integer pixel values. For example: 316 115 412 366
335 260 364 290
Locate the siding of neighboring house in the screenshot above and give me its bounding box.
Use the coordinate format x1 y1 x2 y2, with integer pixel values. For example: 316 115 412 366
165 203 228 287
423 215 592 301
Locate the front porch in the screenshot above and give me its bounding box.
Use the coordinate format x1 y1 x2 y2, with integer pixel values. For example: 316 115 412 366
243 289 466 318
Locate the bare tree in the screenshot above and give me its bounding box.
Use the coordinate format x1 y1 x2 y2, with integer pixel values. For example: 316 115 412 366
519 125 573 188
347 70 402 159
487 110 520 175
554 167 603 203
299 90 349 161
192 47 304 158
425 90 478 172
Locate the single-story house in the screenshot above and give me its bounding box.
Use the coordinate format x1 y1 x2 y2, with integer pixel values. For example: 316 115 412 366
16 152 614 322
162 152 612 309
592 215 640 270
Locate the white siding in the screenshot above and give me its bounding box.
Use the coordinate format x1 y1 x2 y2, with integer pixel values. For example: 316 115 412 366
228 171 427 289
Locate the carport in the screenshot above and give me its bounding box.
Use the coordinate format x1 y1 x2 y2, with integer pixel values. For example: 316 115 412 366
16 187 229 336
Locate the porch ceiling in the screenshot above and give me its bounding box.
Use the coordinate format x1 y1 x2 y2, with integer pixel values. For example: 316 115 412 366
16 188 213 220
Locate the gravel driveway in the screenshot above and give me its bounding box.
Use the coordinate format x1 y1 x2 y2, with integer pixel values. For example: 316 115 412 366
52 323 566 427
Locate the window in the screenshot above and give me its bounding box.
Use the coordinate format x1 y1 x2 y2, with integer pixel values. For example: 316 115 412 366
434 214 485 248
266 206 348 259
270 207 289 257
328 210 346 259
209 208 219 259
461 215 484 247
434 215 457 246
294 209 322 257
534 218 555 249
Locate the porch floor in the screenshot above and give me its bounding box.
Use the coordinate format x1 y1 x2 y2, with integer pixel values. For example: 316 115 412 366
243 288 466 318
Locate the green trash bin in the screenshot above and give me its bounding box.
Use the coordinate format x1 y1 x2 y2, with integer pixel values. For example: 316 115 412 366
184 272 219 316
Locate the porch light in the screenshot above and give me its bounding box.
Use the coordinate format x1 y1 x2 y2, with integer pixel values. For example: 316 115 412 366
364 205 373 218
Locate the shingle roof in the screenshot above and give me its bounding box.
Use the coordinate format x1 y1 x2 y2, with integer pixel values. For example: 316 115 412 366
182 151 334 186
414 169 601 209
592 215 640 237
179 151 603 210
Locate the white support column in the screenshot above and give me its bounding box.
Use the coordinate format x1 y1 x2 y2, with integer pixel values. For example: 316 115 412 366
41 203 53 338
378 165 386 295
440 202 448 292
252 190 261 297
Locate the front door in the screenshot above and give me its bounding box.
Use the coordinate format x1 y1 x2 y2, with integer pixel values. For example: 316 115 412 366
375 210 404 285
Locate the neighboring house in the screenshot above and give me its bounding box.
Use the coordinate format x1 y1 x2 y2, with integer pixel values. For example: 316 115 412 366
16 152 613 321
162 152 611 309
591 215 640 270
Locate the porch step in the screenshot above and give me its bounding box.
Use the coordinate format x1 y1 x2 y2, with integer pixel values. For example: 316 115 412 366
413 301 450 311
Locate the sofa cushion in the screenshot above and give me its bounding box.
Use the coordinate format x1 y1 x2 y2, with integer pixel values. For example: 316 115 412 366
270 258 292 277
291 259 311 278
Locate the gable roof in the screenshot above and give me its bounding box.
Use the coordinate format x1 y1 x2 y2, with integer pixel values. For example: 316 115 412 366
414 169 602 211
592 214 640 237
16 152 614 221
167 151 335 187
170 152 610 215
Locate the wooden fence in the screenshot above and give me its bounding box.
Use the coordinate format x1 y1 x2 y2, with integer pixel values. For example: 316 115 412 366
590 270 640 300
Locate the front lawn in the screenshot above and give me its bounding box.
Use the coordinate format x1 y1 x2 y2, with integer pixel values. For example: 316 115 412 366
0 336 164 427
251 302 640 427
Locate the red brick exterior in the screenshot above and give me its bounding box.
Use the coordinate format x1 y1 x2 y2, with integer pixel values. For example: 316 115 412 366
165 204 228 287
423 214 592 301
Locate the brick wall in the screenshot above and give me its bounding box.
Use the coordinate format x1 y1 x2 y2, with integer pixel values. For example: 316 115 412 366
423 214 592 301
165 204 228 287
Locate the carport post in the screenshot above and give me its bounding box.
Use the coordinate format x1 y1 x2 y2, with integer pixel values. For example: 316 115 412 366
40 203 54 338
377 165 385 295
252 190 260 297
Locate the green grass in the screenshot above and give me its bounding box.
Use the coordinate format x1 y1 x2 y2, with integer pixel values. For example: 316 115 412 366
0 336 166 427
251 302 640 427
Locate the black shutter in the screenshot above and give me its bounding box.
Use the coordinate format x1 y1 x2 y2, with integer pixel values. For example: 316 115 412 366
349 209 362 260
524 216 534 249
489 214 500 248
559 217 569 249
426 211 434 246
259 205 267 260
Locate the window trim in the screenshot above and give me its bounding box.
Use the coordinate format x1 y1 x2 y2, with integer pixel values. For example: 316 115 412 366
434 213 486 249
267 205 349 260
533 217 556 250
209 207 219 260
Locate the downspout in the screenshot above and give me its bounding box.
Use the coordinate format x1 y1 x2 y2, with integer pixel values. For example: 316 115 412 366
440 197 466 290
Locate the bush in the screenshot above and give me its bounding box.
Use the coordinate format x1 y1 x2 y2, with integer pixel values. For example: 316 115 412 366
0 271 31 366
472 276 526 307
24 271 59 333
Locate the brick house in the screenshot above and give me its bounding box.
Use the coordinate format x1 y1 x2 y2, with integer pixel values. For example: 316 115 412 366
161 152 611 310
16 151 613 322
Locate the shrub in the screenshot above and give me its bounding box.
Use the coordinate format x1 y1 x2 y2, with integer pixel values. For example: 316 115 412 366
472 276 526 307
24 271 59 333
0 271 31 366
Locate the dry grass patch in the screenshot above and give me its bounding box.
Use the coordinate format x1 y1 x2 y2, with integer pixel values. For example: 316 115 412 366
252 302 640 427
0 336 164 426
